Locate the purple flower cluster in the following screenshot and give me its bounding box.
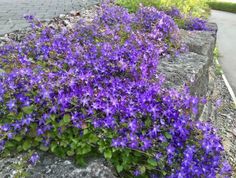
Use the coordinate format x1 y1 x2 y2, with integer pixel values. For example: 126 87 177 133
165 7 183 19
186 17 209 31
165 7 209 31
0 2 231 177
29 152 40 166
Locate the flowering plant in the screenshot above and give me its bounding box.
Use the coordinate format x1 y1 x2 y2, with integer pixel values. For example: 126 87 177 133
165 7 209 31
0 2 231 177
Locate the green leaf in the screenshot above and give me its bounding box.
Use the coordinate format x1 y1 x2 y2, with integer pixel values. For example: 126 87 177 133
71 143 77 150
60 139 69 147
140 166 146 174
72 138 78 144
50 114 56 121
67 150 75 156
145 118 152 127
40 144 49 151
50 142 57 152
5 141 15 148
17 145 23 152
99 146 104 153
161 170 167 176
83 129 89 135
164 132 172 139
76 156 86 166
23 140 31 151
54 146 65 157
81 145 91 154
147 158 157 167
14 135 22 142
17 112 24 120
63 114 71 124
22 105 34 114
7 112 15 119
0 68 5 73
34 137 43 142
116 165 123 173
104 149 112 159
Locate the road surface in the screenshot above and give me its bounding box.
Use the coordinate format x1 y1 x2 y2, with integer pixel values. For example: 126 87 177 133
209 10 236 94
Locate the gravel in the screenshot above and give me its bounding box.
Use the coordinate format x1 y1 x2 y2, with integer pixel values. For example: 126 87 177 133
208 65 236 176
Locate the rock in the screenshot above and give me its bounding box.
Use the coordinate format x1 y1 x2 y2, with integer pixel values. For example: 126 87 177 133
59 14 66 18
158 52 209 97
180 28 216 65
70 10 81 17
0 152 117 178
206 22 218 36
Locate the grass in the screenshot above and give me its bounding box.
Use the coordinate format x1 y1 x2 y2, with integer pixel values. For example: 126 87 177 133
115 0 161 12
213 47 223 76
208 1 236 13
116 0 209 17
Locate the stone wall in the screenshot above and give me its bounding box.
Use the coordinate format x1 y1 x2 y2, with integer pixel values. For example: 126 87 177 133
0 11 218 178
158 23 217 119
158 23 217 97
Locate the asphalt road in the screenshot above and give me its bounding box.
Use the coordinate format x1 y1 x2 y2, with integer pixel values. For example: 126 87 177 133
209 10 236 94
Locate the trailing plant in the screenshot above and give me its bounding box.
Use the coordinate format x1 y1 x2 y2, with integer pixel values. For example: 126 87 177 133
165 7 209 31
0 2 232 178
116 0 210 31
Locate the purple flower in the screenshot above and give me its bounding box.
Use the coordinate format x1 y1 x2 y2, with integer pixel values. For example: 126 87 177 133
149 125 160 138
37 128 44 135
7 100 16 110
155 153 162 160
215 99 222 108
29 153 40 166
7 133 14 139
1 124 10 132
128 119 138 132
133 169 141 176
112 138 120 148
221 161 232 175
167 145 175 155
141 137 152 151
0 140 6 151
22 116 33 126
13 122 21 130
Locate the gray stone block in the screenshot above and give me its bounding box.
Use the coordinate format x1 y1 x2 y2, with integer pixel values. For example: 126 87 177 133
0 152 117 178
158 52 209 97
180 28 216 65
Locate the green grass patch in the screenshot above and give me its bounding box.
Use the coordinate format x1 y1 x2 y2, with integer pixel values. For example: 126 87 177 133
115 0 162 13
116 0 209 17
208 1 236 13
213 47 223 75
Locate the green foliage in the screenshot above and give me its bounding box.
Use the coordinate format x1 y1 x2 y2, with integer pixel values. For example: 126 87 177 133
214 47 223 75
116 0 209 17
208 1 236 13
0 114 204 177
116 0 161 12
